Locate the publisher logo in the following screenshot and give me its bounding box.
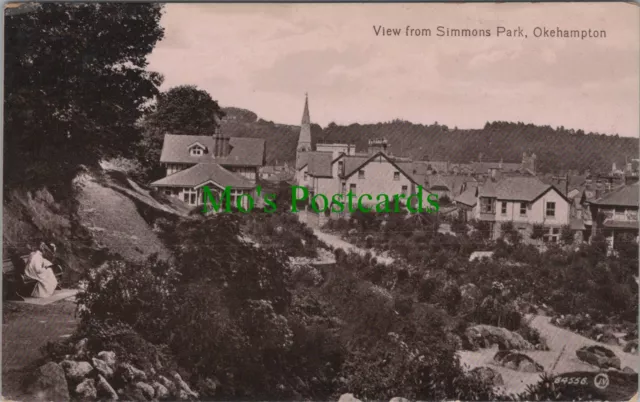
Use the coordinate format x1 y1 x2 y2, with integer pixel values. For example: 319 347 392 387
594 373 609 389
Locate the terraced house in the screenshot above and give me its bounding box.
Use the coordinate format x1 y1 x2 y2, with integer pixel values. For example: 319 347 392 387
150 130 265 209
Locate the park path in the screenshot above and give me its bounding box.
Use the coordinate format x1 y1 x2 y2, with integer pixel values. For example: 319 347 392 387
311 229 395 265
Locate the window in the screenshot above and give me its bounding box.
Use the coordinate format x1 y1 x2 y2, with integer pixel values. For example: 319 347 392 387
164 190 172 196
520 202 527 216
501 202 507 215
615 207 625 218
338 161 344 176
183 188 198 206
401 185 408 196
358 170 365 179
393 172 400 181
546 202 556 217
552 228 559 235
190 147 203 156
480 197 494 214
349 184 356 194
342 182 346 193
304 172 308 181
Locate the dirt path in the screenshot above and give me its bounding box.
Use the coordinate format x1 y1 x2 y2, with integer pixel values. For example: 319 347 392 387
458 315 640 395
2 300 78 400
312 229 395 265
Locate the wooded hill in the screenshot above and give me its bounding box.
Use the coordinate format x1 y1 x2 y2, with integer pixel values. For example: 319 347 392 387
221 108 638 174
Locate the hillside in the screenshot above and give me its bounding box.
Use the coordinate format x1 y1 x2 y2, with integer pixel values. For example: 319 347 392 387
220 107 637 174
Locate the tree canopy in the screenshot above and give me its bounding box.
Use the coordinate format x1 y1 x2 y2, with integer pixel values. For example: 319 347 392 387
4 3 165 191
144 85 225 136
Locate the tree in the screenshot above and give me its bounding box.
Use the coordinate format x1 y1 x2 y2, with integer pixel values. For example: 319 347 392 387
145 85 225 136
4 3 164 192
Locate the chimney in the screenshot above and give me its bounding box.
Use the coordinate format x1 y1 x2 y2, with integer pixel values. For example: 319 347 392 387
612 162 617 173
212 129 231 158
368 138 389 155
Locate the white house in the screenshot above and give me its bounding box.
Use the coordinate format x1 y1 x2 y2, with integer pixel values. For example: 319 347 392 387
473 176 571 241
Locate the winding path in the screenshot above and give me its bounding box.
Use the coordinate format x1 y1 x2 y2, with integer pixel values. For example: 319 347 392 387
312 229 395 265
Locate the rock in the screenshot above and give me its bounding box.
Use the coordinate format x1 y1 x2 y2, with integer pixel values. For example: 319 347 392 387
119 363 147 382
60 360 93 382
157 375 177 396
623 366 637 374
152 381 170 399
136 382 155 400
92 357 114 378
97 351 117 368
494 351 544 373
470 366 504 386
173 373 198 399
465 325 534 351
623 339 638 355
338 393 362 402
74 338 89 358
96 375 119 400
576 345 621 370
75 378 97 399
30 362 70 402
389 398 410 402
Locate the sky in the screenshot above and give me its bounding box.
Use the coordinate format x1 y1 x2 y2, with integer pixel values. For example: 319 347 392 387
147 3 639 137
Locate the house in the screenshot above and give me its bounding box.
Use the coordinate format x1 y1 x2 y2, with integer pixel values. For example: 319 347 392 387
150 130 265 209
470 153 536 179
428 175 478 200
454 187 478 222
473 176 571 241
587 181 639 250
294 96 433 214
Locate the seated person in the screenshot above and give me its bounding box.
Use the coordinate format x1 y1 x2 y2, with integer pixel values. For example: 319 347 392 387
23 243 58 298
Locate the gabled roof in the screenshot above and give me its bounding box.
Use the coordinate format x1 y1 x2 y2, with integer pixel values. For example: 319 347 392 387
150 163 255 189
342 152 422 187
591 182 639 207
159 134 265 166
478 176 568 203
455 188 478 207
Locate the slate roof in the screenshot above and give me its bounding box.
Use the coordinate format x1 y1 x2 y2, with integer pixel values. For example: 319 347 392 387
150 163 255 189
591 182 639 207
478 176 562 202
455 188 478 207
159 134 265 167
471 161 522 174
307 152 334 177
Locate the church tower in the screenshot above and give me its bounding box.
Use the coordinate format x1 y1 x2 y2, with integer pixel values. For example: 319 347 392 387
296 93 312 166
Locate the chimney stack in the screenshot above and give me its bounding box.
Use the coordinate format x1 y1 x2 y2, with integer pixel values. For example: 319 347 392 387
212 128 231 158
368 138 389 155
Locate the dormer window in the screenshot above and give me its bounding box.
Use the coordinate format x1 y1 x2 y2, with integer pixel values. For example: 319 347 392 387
190 147 204 156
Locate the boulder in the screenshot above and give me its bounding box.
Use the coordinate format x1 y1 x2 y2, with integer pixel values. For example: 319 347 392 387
152 381 170 400
470 366 504 386
136 382 155 400
465 325 534 351
92 357 114 379
75 378 97 400
157 375 177 396
97 351 117 368
60 360 93 382
576 345 621 370
173 373 199 399
96 375 119 400
623 339 638 355
338 393 362 402
119 363 147 382
30 362 70 402
494 351 544 373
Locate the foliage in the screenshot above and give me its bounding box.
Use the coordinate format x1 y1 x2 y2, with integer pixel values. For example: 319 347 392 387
531 223 546 240
560 224 574 245
4 3 164 191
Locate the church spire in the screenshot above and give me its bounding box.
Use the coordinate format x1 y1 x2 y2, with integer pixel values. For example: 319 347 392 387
297 93 312 158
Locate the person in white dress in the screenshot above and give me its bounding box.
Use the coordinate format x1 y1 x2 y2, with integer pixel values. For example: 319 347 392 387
23 243 58 298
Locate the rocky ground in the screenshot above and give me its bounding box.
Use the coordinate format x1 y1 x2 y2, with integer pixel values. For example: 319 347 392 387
458 315 639 396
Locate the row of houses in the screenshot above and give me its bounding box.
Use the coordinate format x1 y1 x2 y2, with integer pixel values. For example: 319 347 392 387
145 94 638 249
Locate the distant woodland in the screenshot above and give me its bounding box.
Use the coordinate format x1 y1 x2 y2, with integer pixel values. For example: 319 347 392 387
222 107 638 175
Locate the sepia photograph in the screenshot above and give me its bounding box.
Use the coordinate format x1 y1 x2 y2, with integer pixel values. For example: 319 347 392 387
3 2 639 401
